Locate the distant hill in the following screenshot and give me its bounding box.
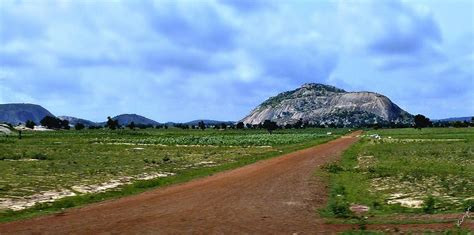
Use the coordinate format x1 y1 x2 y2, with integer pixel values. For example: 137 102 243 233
0 103 54 125
105 114 160 126
434 116 473 122
185 120 235 126
58 116 98 126
241 83 413 126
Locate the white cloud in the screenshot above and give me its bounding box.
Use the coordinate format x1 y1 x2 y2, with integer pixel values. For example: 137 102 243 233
0 0 473 120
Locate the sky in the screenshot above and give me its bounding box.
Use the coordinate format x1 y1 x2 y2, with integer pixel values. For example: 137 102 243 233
0 0 473 122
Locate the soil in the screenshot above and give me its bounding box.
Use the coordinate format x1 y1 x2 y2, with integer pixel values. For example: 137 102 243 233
0 131 472 234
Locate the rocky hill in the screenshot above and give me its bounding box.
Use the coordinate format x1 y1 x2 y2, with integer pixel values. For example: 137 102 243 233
0 103 54 125
58 116 97 127
241 83 413 127
433 116 473 122
108 114 160 126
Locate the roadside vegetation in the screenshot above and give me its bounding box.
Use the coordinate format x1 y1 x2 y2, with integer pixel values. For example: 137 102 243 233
321 128 473 225
0 127 347 222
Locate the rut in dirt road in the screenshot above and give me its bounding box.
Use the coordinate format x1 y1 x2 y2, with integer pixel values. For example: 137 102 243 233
1 132 361 234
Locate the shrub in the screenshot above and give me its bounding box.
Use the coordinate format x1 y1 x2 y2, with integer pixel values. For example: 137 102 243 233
75 123 85 130
323 163 344 173
462 199 473 211
423 195 436 214
329 197 352 218
40 116 70 129
25 120 36 129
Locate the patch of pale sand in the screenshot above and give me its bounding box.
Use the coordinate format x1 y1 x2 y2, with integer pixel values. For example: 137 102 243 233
386 193 424 208
72 180 126 194
184 161 218 168
355 155 376 169
135 172 175 180
0 190 76 211
387 197 424 208
5 159 39 162
72 172 175 194
0 172 176 211
388 193 408 199
195 161 215 165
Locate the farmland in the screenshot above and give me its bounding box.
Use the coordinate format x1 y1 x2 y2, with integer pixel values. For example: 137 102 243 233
323 128 474 223
0 128 346 221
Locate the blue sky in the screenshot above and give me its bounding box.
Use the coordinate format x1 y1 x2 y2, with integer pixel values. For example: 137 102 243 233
0 0 473 122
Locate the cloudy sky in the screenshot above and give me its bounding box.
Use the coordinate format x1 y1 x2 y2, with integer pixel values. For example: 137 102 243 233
1 0 473 122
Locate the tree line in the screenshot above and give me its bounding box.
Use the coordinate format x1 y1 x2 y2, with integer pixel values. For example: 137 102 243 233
14 114 474 132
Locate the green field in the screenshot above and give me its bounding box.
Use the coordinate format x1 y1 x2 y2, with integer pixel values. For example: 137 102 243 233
322 128 474 222
0 128 347 221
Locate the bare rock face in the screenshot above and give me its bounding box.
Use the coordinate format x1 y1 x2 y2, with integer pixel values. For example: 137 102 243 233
241 83 412 126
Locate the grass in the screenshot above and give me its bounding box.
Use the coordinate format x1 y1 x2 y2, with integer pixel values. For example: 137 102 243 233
0 127 347 222
321 128 474 224
340 228 473 235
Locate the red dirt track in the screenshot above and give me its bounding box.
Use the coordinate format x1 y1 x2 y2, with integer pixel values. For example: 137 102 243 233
1 131 472 234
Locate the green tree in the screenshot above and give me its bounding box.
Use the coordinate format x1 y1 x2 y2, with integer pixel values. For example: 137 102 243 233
106 116 119 130
61 119 70 130
25 120 36 129
294 118 303 129
262 120 278 134
414 114 431 130
236 122 244 129
198 121 206 130
75 123 85 130
220 123 227 129
127 121 136 130
40 116 68 129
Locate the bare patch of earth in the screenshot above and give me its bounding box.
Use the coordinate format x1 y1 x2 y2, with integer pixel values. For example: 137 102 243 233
0 172 175 211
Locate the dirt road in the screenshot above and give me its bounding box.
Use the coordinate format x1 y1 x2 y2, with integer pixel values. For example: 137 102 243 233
1 132 471 234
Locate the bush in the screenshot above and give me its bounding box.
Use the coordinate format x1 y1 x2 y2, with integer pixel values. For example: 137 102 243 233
75 123 85 130
423 195 436 214
328 185 352 218
25 120 36 129
462 199 473 211
323 163 344 173
40 116 70 129
329 197 352 218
